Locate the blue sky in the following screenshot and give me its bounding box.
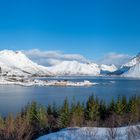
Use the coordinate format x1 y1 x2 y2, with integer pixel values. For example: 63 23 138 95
0 0 140 62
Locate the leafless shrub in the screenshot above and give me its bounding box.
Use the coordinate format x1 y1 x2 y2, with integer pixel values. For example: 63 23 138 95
14 116 33 140
4 114 15 139
105 113 119 140
0 115 33 140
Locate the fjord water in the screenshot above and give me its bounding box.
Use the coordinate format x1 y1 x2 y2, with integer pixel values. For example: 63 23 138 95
0 76 140 116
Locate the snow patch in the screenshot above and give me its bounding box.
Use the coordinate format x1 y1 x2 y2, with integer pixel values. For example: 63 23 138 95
37 126 140 140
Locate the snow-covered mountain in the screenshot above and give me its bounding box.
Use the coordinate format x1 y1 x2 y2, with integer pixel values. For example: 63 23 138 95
100 64 117 74
112 53 140 75
0 50 119 77
111 52 140 78
0 50 51 77
122 52 140 68
47 61 100 76
122 62 140 78
0 50 121 77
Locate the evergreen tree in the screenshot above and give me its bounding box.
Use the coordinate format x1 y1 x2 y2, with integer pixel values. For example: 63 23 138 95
85 95 99 121
26 101 38 124
99 100 107 120
115 96 124 115
121 96 127 113
0 115 4 129
109 98 115 112
129 97 139 122
70 102 84 126
47 104 52 115
37 105 48 128
52 103 58 118
58 98 70 128
71 97 76 113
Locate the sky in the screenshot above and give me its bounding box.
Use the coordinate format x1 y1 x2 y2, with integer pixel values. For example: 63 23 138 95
0 0 140 65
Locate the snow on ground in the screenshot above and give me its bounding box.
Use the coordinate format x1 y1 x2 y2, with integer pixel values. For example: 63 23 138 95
37 126 140 140
0 77 97 87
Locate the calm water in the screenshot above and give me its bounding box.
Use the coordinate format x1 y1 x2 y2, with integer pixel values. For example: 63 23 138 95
0 76 140 116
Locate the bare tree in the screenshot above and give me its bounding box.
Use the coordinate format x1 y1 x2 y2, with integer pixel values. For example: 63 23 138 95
14 117 33 140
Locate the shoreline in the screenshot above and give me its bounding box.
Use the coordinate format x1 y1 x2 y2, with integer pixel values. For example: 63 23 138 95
0 77 98 87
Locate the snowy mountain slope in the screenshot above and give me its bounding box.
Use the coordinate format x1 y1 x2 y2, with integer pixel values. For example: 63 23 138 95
122 62 140 78
120 53 140 77
100 64 117 74
112 53 140 75
47 61 100 76
122 52 140 68
0 50 51 77
0 61 26 76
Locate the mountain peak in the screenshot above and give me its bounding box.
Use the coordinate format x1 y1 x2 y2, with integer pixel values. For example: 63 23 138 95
47 60 100 76
0 50 25 56
136 52 140 57
0 49 51 77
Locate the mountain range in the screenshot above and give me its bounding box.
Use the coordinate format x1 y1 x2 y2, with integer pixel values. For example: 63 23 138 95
0 50 139 78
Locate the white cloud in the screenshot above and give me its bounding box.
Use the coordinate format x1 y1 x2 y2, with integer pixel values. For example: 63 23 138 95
97 52 132 67
23 49 90 66
23 49 132 67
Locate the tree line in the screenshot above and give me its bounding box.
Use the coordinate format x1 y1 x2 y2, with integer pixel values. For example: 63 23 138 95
0 95 140 140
